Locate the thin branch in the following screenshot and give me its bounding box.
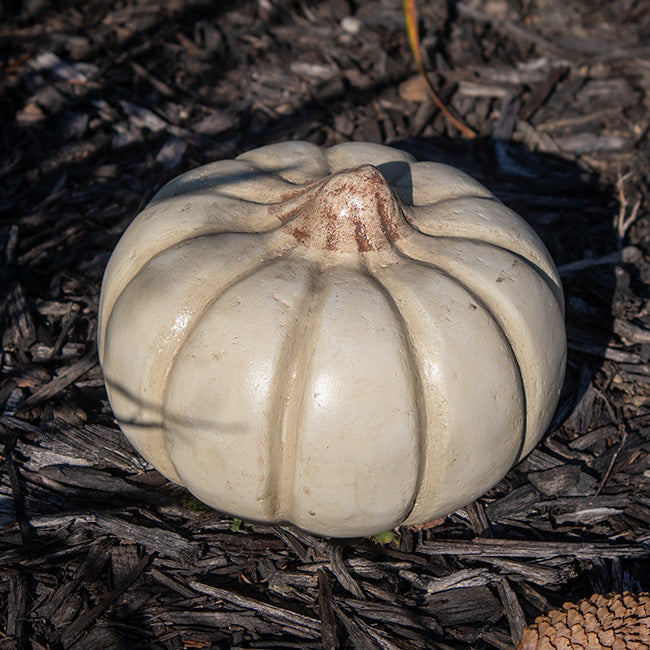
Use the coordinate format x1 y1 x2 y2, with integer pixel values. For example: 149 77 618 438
403 0 476 138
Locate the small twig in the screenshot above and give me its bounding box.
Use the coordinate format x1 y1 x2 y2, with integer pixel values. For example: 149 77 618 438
1 424 32 546
594 387 617 424
590 424 628 502
403 0 476 138
14 352 96 414
557 246 640 276
496 577 527 646
615 169 642 244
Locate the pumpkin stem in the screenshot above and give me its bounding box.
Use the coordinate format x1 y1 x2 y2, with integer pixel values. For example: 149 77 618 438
276 165 410 253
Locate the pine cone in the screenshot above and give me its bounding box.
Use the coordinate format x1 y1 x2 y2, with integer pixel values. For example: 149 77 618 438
517 592 650 650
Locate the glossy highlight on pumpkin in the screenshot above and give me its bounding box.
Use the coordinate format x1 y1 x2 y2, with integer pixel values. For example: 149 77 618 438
98 141 567 537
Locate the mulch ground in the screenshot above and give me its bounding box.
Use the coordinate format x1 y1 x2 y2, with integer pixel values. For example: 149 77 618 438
1 0 650 648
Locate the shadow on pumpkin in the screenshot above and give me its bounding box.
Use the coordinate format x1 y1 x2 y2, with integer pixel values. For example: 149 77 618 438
102 375 249 435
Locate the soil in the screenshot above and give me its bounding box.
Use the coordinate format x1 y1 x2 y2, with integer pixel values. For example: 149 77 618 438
1 0 649 648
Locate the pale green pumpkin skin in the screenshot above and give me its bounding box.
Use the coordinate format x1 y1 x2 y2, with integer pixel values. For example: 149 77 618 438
98 141 566 537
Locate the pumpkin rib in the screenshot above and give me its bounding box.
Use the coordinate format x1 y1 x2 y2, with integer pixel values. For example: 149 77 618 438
472 238 562 314
410 193 499 210
396 235 563 459
262 260 331 522
157 254 300 480
150 159 323 205
100 228 298 362
150 160 262 202
325 141 416 177
410 231 563 314
368 254 527 516
162 259 318 521
392 242 528 445
404 201 562 311
237 141 331 184
156 189 294 206
285 264 420 534
360 258 429 523
105 247 288 482
98 192 296 353
101 235 294 481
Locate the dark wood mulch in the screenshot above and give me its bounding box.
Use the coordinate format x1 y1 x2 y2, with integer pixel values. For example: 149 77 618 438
1 0 649 648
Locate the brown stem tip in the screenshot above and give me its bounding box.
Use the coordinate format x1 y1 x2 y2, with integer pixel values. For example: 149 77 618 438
276 165 409 253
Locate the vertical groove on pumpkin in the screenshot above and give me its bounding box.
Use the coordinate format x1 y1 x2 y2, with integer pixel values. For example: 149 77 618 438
157 245 298 484
104 234 293 483
99 196 289 360
361 258 427 524
262 261 330 522
405 212 564 315
395 235 562 462
385 242 529 499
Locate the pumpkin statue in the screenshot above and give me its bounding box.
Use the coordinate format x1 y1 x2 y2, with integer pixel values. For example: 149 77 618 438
98 141 566 537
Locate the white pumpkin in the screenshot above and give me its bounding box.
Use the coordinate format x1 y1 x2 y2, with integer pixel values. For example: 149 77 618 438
98 141 566 537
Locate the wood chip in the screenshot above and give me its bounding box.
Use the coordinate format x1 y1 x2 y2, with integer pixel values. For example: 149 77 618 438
14 353 97 414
